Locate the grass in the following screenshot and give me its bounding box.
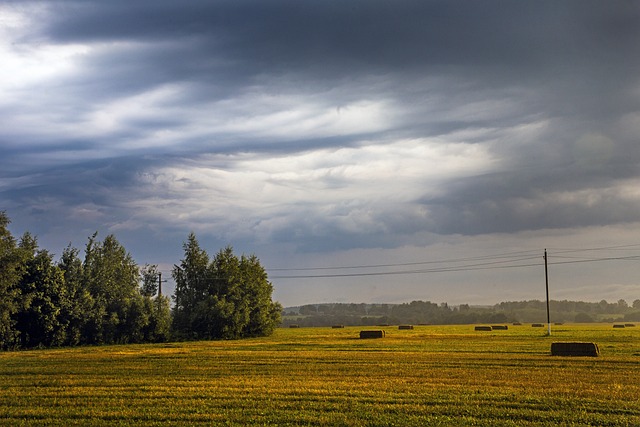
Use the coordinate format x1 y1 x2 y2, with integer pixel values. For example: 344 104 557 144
1 324 639 426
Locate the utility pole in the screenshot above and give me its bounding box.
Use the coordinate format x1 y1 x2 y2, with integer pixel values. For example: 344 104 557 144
544 249 551 335
158 272 167 297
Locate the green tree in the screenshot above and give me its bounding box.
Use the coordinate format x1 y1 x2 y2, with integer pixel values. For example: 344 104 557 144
14 234 68 348
138 264 171 342
240 254 282 337
172 233 211 338
82 233 144 344
172 234 281 340
206 246 245 339
57 244 94 346
140 264 159 297
574 312 595 323
143 295 171 342
0 212 21 349
299 304 317 315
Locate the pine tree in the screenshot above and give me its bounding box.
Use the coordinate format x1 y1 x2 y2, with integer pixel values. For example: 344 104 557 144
172 232 210 338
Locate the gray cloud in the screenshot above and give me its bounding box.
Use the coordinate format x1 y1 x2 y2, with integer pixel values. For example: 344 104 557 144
2 0 640 305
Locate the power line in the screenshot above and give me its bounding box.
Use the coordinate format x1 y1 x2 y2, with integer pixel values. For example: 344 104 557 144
268 249 541 272
270 256 542 279
270 263 544 279
548 255 640 265
268 246 640 280
547 243 640 254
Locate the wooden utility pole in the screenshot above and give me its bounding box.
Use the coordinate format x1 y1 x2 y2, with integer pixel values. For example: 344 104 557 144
158 272 167 297
544 249 550 335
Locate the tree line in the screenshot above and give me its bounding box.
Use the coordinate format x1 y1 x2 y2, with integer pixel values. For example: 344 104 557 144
283 298 640 327
0 211 281 350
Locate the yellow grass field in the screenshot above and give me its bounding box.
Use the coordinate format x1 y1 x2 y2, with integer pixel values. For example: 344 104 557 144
1 324 639 426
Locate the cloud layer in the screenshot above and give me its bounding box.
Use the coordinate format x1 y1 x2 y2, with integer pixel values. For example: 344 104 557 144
2 0 639 305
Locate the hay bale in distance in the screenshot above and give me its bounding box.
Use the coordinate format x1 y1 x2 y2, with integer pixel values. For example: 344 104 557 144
474 326 492 331
360 330 385 339
613 324 626 328
512 322 522 326
491 325 508 330
531 323 544 327
551 342 600 357
625 323 636 327
289 324 300 328
398 325 414 330
331 325 344 329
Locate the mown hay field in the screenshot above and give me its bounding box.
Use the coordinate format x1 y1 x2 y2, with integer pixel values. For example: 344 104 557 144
1 324 639 426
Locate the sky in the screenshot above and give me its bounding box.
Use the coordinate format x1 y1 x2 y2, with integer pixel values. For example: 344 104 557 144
1 0 640 307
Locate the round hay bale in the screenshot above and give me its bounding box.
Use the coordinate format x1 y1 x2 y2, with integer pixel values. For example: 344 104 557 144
331 325 344 329
613 324 626 328
625 323 636 327
289 324 300 328
531 323 544 327
474 326 492 331
398 325 414 330
491 325 508 330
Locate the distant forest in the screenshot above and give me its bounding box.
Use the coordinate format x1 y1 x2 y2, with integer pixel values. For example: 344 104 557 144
282 299 640 327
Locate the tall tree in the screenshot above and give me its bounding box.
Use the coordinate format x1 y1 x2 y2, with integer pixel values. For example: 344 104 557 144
172 234 281 340
57 244 94 346
172 233 210 337
82 233 144 344
138 263 171 342
207 246 245 339
140 264 159 297
0 212 21 349
240 254 282 337
14 234 68 348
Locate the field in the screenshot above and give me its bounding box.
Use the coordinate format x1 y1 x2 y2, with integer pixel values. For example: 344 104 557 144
1 324 639 426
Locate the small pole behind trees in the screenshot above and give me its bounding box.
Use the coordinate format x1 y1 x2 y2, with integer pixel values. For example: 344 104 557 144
544 249 551 335
158 272 167 297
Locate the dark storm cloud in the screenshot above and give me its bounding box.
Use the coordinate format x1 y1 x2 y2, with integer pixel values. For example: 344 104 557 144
39 1 638 69
423 169 640 236
27 0 640 132
2 0 640 252
3 0 640 306
4 158 142 212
